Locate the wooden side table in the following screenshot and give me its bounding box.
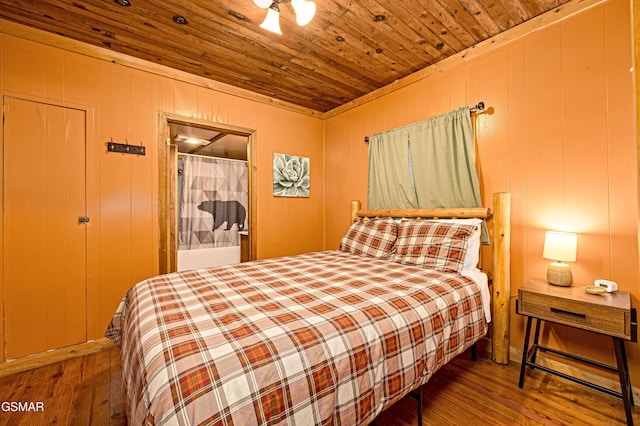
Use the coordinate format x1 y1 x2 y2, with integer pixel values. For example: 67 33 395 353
517 278 637 425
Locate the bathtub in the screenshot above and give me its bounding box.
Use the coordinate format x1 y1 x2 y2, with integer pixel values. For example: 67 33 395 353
177 246 240 271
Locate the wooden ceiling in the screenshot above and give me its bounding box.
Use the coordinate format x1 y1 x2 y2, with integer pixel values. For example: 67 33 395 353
0 0 571 112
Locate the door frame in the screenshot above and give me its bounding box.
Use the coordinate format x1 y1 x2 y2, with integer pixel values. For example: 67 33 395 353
158 112 257 274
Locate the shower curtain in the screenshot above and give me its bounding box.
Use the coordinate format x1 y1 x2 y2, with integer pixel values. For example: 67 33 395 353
178 155 248 250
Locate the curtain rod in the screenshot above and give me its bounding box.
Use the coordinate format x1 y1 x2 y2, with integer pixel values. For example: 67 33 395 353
178 152 248 163
363 101 485 142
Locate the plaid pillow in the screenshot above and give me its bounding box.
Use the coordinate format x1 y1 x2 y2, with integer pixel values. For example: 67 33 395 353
393 221 476 272
340 218 398 260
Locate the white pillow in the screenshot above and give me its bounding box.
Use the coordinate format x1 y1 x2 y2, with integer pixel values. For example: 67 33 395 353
426 218 482 271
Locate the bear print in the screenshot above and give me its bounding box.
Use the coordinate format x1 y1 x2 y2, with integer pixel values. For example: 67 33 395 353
197 200 246 231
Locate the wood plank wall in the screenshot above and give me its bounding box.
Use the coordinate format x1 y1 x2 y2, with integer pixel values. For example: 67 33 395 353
324 0 638 385
0 25 325 362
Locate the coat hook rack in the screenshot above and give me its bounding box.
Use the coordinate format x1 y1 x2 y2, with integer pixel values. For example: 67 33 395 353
107 138 146 156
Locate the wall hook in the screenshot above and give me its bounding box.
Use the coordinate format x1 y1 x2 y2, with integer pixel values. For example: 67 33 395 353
107 137 146 156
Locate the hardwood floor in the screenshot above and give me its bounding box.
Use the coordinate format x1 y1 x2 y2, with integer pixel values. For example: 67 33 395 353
0 347 124 425
0 344 637 425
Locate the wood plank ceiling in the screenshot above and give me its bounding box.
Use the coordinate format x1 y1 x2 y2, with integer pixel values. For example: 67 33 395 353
0 0 571 112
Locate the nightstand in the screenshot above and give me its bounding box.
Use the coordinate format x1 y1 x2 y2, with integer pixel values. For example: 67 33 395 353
517 278 637 425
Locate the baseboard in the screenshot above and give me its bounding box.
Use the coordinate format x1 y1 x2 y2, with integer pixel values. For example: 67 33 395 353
0 338 116 378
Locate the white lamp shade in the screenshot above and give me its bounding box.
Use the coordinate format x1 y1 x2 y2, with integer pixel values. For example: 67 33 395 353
543 231 577 262
292 0 316 26
253 0 272 8
260 7 282 34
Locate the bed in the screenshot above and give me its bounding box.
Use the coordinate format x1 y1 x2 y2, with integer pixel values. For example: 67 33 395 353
106 194 511 425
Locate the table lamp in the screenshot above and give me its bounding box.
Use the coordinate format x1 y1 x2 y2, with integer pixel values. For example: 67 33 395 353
543 231 577 286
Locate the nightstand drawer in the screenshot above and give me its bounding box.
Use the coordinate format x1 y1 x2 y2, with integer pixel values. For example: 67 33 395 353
518 291 629 338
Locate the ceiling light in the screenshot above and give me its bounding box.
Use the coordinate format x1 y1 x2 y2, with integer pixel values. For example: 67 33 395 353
291 0 316 26
255 0 316 34
260 3 282 35
175 135 208 145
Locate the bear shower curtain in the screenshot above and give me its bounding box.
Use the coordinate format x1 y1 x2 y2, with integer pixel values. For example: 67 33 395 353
178 155 248 250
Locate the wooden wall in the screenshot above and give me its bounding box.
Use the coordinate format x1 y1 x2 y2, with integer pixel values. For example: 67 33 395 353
325 0 638 384
0 0 638 395
0 32 324 361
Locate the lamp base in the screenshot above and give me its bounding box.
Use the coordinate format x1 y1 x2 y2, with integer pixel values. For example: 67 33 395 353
547 262 573 286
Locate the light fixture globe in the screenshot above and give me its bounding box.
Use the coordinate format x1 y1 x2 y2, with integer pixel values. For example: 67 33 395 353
260 4 282 34
256 0 315 33
292 0 316 26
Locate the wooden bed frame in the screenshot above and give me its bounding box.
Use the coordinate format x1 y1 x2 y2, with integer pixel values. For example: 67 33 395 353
350 192 511 365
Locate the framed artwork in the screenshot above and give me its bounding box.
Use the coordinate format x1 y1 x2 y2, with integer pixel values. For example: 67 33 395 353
273 153 310 197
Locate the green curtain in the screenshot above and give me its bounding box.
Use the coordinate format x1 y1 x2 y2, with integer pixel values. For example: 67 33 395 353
367 129 418 209
367 106 488 242
408 107 481 208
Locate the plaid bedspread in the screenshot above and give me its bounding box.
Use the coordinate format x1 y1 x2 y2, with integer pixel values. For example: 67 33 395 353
106 250 488 425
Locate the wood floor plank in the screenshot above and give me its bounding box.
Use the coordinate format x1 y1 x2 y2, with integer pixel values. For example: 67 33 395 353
41 346 83 425
474 357 625 424
30 362 68 425
109 347 126 426
436 360 571 423
424 371 522 425
0 367 36 402
68 352 98 425
89 349 112 424
44 383 74 425
0 344 639 425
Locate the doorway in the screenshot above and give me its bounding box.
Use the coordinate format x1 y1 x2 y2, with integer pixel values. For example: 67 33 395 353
158 113 256 274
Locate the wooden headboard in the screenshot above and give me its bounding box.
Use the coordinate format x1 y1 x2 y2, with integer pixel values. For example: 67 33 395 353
350 193 511 365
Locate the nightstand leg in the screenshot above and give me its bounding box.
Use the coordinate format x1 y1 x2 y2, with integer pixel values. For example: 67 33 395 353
519 316 533 388
619 339 634 407
530 319 542 368
614 337 634 426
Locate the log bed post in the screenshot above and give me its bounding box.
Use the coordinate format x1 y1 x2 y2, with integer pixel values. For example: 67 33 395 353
491 192 511 364
351 200 361 223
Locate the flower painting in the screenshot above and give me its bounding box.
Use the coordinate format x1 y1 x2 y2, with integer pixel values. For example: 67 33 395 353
273 153 310 197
